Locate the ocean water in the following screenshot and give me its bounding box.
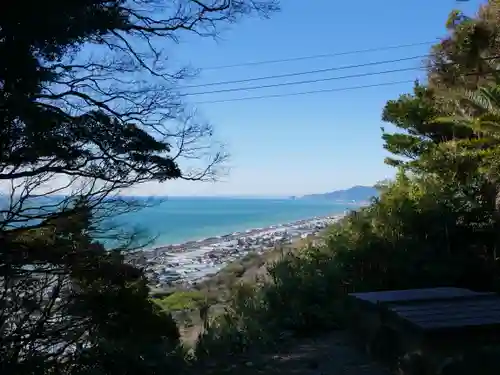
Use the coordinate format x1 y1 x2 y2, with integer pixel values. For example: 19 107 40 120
110 197 355 248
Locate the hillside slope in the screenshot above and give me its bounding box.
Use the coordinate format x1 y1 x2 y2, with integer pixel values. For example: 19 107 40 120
197 331 390 375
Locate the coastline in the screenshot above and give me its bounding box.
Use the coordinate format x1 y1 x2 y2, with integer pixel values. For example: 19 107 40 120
118 198 355 252
126 212 347 289
148 215 339 253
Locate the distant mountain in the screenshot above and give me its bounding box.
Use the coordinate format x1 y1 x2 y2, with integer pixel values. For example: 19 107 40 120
300 185 378 202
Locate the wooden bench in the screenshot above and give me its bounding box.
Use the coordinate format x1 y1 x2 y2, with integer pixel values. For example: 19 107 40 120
346 288 500 373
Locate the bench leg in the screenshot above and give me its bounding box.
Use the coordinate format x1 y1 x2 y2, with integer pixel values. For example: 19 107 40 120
369 325 404 368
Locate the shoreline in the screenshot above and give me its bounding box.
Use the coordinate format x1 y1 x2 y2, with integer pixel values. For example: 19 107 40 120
126 212 347 289
139 210 350 254
150 217 335 253
135 200 368 253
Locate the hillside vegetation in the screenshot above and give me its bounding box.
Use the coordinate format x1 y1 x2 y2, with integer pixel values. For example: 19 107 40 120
192 2 500 373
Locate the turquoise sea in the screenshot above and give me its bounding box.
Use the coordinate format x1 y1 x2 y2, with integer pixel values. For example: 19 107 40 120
111 197 355 248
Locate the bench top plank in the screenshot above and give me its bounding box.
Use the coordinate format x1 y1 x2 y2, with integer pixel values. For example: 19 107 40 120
349 287 492 305
389 297 500 331
348 287 500 334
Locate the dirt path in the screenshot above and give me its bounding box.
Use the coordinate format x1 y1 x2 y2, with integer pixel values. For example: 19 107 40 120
201 331 391 375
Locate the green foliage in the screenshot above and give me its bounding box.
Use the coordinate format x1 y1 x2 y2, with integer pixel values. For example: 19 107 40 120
429 1 500 90
381 83 475 170
154 291 208 312
1 207 185 375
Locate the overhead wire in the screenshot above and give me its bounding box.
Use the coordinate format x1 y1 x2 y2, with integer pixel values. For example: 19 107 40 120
188 42 500 104
192 64 500 104
179 55 428 89
181 66 424 96
192 80 417 104
199 41 436 70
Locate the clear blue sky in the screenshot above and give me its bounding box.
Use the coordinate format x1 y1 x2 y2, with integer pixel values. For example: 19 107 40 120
134 0 483 197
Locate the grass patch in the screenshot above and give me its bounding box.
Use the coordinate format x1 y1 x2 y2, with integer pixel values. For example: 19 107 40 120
154 290 208 312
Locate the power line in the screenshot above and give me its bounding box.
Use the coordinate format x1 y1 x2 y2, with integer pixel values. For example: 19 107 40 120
181 67 423 96
192 63 500 105
200 41 436 70
193 80 416 104
180 55 428 89
190 55 500 104
184 55 500 97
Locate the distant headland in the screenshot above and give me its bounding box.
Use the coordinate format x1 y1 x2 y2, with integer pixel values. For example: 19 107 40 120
298 185 378 203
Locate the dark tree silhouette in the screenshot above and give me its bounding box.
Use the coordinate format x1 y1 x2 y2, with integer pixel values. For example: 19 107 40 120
0 0 279 373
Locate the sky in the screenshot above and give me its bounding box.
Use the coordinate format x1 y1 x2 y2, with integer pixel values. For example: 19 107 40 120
92 0 491 197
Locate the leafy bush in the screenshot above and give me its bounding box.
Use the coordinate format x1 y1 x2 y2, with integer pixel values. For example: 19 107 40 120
194 172 500 358
194 283 274 361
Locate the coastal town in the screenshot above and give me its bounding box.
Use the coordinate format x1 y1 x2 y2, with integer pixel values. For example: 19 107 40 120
126 214 343 289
